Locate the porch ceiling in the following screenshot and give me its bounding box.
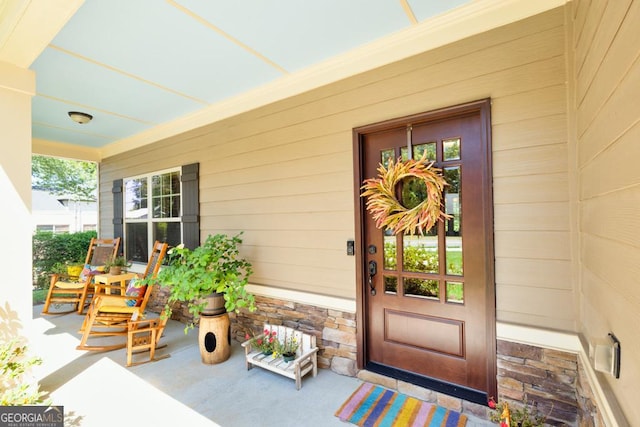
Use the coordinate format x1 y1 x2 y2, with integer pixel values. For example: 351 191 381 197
0 0 566 159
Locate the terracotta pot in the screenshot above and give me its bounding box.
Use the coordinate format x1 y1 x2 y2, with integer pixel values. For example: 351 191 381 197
109 266 122 275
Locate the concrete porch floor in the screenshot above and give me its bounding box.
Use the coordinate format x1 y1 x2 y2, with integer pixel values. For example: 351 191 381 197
29 305 493 427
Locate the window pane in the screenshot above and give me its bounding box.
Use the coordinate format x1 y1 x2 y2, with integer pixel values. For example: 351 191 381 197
154 222 181 247
401 143 436 162
446 281 464 304
383 229 396 270
126 223 148 263
384 276 397 294
403 230 438 273
381 149 395 167
443 138 461 161
125 178 147 219
444 166 462 275
151 171 180 219
414 142 436 161
401 176 427 210
404 278 439 300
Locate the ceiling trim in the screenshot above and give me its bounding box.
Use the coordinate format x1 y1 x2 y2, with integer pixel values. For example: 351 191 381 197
93 0 567 159
0 0 83 68
33 138 101 162
167 0 289 75
48 44 208 106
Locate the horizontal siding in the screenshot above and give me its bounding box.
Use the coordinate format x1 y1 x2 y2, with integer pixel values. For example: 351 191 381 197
100 9 572 321
494 202 570 231
575 0 640 421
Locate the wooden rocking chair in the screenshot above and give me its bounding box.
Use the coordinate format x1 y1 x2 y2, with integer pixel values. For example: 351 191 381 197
42 237 120 315
76 241 168 352
126 313 170 366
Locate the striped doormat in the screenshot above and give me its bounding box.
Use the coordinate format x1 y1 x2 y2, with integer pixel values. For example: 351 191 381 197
335 383 468 427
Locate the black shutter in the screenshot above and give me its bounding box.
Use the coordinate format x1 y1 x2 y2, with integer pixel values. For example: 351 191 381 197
181 163 200 249
112 179 124 256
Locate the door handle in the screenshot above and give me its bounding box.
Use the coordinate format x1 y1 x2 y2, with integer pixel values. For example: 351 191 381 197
368 260 377 296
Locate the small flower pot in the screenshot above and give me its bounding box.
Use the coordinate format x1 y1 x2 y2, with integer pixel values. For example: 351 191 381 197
282 352 295 362
109 266 122 275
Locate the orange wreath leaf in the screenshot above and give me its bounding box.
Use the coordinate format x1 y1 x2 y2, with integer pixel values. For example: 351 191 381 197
361 153 451 235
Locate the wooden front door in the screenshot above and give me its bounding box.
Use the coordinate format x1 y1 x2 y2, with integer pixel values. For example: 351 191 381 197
354 100 496 404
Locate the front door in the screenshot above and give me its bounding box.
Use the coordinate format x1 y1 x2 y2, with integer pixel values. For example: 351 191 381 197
354 100 496 404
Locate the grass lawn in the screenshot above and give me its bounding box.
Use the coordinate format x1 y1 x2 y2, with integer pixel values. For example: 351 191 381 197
32 289 47 305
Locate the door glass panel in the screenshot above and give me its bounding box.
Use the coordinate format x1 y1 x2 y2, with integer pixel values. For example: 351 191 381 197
401 176 427 210
404 278 439 300
400 142 436 162
381 149 395 167
383 229 397 270
384 276 398 294
446 281 464 304
443 138 461 161
444 166 463 275
403 229 438 273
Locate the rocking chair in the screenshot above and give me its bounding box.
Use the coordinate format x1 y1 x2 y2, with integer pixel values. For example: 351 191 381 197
77 241 168 352
42 237 120 315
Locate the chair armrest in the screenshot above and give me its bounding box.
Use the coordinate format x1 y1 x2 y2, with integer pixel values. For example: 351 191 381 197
127 318 161 329
292 347 319 364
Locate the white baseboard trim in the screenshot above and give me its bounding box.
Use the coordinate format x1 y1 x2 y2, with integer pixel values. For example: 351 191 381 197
497 322 625 427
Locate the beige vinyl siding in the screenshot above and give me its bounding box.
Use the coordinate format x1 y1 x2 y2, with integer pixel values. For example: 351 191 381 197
573 0 640 421
100 8 572 325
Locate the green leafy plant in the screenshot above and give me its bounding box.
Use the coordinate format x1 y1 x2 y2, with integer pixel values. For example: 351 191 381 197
157 233 256 332
32 230 96 288
104 256 131 272
0 340 47 405
274 334 299 357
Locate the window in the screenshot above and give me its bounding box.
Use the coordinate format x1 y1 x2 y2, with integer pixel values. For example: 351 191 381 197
114 164 199 263
36 224 70 233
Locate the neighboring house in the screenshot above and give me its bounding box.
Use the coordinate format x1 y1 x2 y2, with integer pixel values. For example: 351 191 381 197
0 1 638 426
31 190 97 233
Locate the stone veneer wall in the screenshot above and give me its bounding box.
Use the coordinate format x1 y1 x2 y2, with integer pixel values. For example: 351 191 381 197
147 288 606 425
147 289 359 373
496 340 604 426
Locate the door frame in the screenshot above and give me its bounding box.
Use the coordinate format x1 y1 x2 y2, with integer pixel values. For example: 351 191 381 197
352 99 496 400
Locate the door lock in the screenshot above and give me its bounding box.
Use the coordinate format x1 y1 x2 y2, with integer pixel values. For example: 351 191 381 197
368 260 377 296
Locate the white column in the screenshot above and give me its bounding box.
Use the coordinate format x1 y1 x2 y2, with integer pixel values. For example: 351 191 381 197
0 61 36 326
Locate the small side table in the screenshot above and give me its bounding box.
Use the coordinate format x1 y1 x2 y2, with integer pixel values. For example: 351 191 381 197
94 272 136 296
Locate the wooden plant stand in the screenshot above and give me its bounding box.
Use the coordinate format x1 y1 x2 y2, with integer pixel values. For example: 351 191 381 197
241 323 318 390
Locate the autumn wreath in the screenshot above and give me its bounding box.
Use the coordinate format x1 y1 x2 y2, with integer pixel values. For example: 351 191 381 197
361 154 450 235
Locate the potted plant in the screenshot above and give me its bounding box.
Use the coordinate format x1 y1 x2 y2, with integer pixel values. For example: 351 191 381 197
104 256 131 275
274 334 300 362
157 232 256 332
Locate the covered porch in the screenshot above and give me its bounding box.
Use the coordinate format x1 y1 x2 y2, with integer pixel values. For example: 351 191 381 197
1 0 638 425
29 305 493 426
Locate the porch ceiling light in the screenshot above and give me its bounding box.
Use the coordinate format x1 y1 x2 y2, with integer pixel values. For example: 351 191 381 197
68 111 93 124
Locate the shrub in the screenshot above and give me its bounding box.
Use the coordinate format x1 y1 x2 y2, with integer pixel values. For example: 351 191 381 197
32 230 96 289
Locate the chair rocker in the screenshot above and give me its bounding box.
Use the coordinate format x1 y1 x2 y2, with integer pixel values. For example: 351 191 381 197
76 241 168 352
42 237 120 315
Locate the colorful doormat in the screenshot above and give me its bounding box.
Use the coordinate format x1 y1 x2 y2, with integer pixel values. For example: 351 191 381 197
335 382 468 427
